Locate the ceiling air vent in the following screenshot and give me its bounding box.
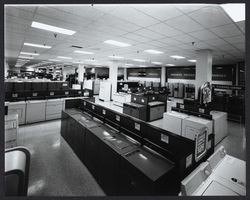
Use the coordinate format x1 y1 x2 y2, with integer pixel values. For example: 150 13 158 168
71 45 83 49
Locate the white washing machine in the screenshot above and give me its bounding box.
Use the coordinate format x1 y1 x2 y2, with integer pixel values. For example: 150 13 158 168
162 111 189 135
182 116 213 140
181 146 246 196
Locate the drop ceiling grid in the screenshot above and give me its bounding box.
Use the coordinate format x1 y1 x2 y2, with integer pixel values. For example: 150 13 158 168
4 4 245 67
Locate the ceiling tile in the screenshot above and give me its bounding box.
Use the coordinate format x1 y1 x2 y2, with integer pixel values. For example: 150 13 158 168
160 38 182 46
205 38 229 47
5 6 35 21
134 4 183 21
236 21 245 33
174 4 210 14
189 29 218 41
147 23 183 37
122 32 152 43
133 28 165 40
172 34 198 43
223 35 245 45
165 15 204 33
210 23 243 38
188 6 232 28
109 7 159 27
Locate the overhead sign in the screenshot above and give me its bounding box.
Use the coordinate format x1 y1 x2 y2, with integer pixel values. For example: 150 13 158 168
167 67 195 80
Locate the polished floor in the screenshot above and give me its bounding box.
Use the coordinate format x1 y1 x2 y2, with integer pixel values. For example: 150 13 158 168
16 97 246 196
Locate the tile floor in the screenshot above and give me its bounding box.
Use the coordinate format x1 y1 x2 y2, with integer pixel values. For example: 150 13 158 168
16 97 246 196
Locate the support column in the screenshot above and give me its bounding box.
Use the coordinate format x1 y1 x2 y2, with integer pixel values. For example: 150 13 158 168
78 64 85 83
195 49 213 99
109 62 118 99
124 68 127 81
161 66 166 87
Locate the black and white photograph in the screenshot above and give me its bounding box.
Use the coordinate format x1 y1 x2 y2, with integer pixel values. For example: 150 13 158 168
3 2 246 197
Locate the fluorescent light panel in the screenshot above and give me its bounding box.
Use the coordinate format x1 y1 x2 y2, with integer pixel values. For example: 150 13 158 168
125 64 134 66
152 61 162 65
144 49 164 54
24 42 51 49
133 59 145 62
20 52 40 56
18 56 34 59
31 21 76 35
48 59 61 62
74 50 94 55
57 56 72 59
166 64 175 66
108 55 124 59
220 4 245 22
104 40 131 47
188 59 197 63
139 65 147 67
170 55 185 59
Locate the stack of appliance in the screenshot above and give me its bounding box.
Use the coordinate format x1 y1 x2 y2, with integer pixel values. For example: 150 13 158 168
123 93 166 121
184 84 195 99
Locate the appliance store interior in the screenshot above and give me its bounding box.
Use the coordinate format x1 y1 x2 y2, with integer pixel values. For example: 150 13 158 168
4 3 246 197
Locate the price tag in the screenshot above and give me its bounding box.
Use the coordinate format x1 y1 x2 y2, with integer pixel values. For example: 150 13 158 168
134 97 136 101
92 105 95 110
134 123 140 131
152 97 155 100
12 93 18 98
65 91 69 95
78 91 82 94
199 108 205 113
180 104 184 109
63 83 68 86
141 99 144 103
116 115 120 121
186 154 193 168
32 93 37 97
50 92 54 96
84 102 86 106
161 134 169 144
102 109 106 115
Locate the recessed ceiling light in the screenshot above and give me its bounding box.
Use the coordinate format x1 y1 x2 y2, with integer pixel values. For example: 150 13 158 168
152 61 162 65
139 65 147 67
20 52 40 56
170 55 185 59
24 42 52 49
166 64 175 66
188 59 197 63
85 59 96 62
108 55 124 59
48 59 61 62
74 50 94 55
133 59 145 62
125 64 134 66
104 40 131 47
144 49 164 54
220 3 245 22
18 56 34 59
57 56 72 59
31 21 76 35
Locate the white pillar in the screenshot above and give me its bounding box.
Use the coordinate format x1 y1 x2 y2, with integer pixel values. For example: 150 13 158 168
161 66 166 87
195 49 213 99
124 68 127 81
109 62 118 99
78 64 85 83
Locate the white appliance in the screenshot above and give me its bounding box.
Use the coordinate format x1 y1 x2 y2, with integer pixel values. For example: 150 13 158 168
162 111 189 135
181 146 246 196
83 79 94 90
113 93 131 107
182 116 213 137
72 84 81 90
5 114 18 149
45 99 64 120
99 81 112 102
7 101 26 125
166 100 174 112
210 110 228 145
26 100 46 124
